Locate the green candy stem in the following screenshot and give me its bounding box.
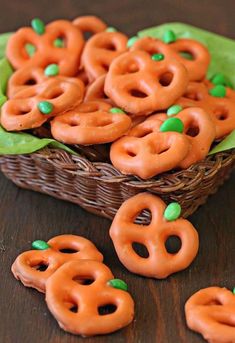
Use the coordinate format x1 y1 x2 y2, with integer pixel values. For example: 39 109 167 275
167 104 182 116
164 202 181 221
108 279 128 291
209 85 226 98
233 287 235 295
211 73 233 88
163 30 176 44
32 240 50 250
37 101 54 115
54 38 64 48
109 107 126 114
151 53 164 61
44 64 59 77
127 36 139 48
106 27 117 32
31 18 45 35
160 117 184 133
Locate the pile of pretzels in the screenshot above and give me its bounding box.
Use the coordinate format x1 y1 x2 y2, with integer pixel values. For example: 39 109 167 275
2 15 235 179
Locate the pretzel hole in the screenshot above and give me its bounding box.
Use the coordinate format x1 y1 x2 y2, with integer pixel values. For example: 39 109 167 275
25 78 37 86
101 42 117 51
205 298 223 306
69 120 80 127
54 36 66 48
101 62 110 72
135 128 154 138
59 248 78 254
32 262 48 272
98 304 117 315
126 150 137 157
66 300 79 313
132 242 149 258
72 275 95 285
158 146 170 154
185 125 199 137
83 31 93 40
25 43 36 57
70 304 78 313
183 91 201 101
130 89 148 98
165 236 182 254
214 108 228 121
179 51 194 61
134 208 152 225
159 72 173 87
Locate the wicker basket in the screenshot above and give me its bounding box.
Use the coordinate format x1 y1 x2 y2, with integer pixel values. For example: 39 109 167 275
0 148 234 223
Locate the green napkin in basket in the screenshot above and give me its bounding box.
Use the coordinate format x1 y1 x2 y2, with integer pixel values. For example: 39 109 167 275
0 23 234 155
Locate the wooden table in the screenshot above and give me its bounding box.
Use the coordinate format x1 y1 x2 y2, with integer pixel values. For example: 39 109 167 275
0 1 234 342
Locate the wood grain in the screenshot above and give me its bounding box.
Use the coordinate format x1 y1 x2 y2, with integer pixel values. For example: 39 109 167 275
0 1 234 342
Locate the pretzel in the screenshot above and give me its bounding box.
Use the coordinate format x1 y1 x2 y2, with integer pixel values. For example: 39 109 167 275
185 287 235 343
45 260 135 336
51 101 132 145
6 19 84 76
110 130 190 179
105 50 188 116
134 107 215 168
81 31 128 82
73 16 107 38
85 74 112 103
131 37 210 81
110 193 199 278
177 81 235 138
1 77 84 131
7 66 47 99
11 235 103 293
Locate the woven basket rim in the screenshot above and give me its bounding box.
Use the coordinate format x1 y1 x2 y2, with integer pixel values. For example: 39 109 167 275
23 146 235 187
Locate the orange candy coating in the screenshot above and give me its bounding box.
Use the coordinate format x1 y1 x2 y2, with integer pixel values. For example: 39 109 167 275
45 260 135 336
11 234 103 293
185 287 235 343
110 193 199 278
6 20 84 76
105 50 189 115
51 101 132 145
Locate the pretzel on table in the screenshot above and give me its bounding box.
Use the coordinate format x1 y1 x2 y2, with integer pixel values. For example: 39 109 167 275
45 259 135 336
12 234 103 293
185 287 235 343
110 192 199 278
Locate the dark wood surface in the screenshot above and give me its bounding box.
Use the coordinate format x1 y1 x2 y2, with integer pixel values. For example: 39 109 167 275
0 1 234 342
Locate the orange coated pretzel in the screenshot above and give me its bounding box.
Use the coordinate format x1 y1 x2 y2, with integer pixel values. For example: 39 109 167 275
51 101 132 145
45 260 135 336
134 107 215 168
11 235 103 293
7 66 47 99
1 77 84 131
73 16 107 38
185 287 235 343
85 74 112 103
6 20 84 76
177 81 235 138
81 31 128 82
131 37 210 81
110 193 199 278
110 131 190 179
105 50 188 116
